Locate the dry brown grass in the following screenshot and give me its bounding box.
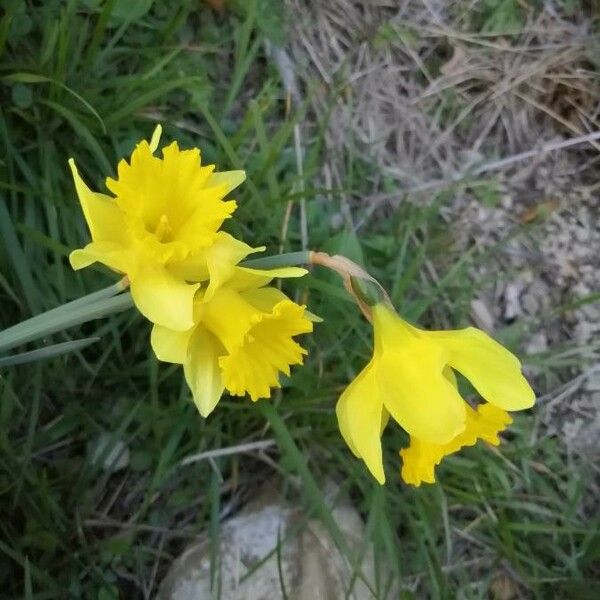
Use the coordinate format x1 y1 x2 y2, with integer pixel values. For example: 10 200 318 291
284 0 600 197
282 0 600 467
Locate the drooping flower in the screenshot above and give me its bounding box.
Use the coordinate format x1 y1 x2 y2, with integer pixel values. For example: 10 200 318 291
69 125 246 330
150 268 313 417
336 302 535 485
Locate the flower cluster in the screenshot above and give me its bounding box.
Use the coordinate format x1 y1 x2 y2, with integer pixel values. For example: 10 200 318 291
69 125 535 486
70 126 313 415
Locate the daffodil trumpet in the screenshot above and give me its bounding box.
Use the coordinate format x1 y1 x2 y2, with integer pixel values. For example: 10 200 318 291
69 125 246 331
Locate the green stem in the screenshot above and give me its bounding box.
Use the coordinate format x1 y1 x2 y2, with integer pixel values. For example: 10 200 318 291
256 401 351 553
0 288 133 354
240 250 312 270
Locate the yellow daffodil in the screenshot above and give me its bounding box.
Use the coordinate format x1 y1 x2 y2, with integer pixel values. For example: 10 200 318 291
69 125 246 330
336 302 535 484
150 268 313 417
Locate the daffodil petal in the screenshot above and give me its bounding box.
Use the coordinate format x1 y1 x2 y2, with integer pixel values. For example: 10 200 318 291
228 266 307 291
184 326 225 417
380 407 390 435
168 250 209 282
379 349 466 445
205 170 246 196
431 327 535 411
69 159 129 244
149 124 162 153
336 385 360 458
151 323 194 364
130 266 199 330
204 233 263 301
240 286 292 312
69 242 134 274
169 232 261 290
443 365 457 388
336 360 386 484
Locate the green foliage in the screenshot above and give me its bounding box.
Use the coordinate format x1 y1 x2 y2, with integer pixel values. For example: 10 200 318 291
0 0 597 598
467 0 526 33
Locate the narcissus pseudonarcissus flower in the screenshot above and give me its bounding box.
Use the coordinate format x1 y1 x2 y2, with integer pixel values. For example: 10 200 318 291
69 125 245 331
150 268 313 417
336 302 535 485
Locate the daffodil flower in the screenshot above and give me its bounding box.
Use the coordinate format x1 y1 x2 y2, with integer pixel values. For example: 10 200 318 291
150 268 313 417
336 302 535 484
69 125 245 331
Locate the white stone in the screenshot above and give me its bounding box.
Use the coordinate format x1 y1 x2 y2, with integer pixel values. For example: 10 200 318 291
158 481 390 600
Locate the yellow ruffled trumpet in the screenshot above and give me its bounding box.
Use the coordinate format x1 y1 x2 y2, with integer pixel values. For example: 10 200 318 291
69 125 245 331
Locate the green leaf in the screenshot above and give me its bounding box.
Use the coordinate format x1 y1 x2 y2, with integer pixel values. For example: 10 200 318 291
0 290 132 354
324 228 364 265
0 337 99 368
11 82 32 108
1 73 106 133
0 198 42 314
81 0 155 23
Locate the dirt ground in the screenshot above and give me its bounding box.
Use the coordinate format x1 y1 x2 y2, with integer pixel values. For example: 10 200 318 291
280 0 600 465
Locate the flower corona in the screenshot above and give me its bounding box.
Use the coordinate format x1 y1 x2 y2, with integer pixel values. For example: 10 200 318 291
69 125 245 330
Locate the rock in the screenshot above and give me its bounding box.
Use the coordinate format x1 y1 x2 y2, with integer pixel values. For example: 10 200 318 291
584 369 600 392
573 321 597 345
521 280 550 316
158 480 389 600
503 281 523 322
470 298 495 332
564 414 600 457
525 331 548 355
